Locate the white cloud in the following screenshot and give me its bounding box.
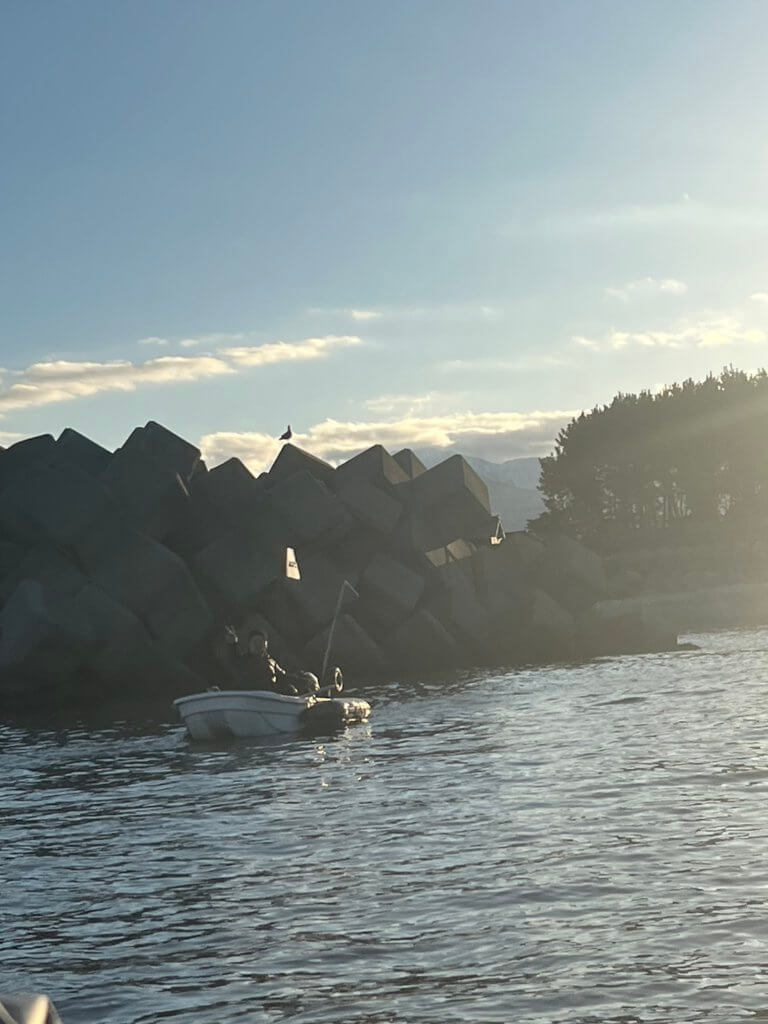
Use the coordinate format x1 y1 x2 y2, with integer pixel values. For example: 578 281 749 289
0 356 235 413
573 314 767 352
221 335 361 366
138 336 169 346
605 277 688 301
0 334 361 415
750 292 768 304
200 408 575 473
179 338 201 348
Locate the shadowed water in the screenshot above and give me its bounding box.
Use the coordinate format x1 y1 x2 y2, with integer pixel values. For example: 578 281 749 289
4 628 768 1023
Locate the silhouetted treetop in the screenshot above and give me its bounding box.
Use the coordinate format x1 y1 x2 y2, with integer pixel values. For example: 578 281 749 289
530 367 768 544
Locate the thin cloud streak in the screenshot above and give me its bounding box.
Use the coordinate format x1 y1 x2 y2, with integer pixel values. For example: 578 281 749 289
221 335 361 366
508 200 768 237
441 355 570 372
200 408 576 473
605 277 687 301
0 356 235 413
309 304 502 323
0 335 362 415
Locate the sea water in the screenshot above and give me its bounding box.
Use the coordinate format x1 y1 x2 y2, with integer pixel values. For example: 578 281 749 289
4 628 768 1023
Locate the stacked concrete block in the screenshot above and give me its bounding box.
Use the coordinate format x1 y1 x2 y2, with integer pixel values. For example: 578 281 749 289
337 479 403 535
306 613 385 675
193 526 285 612
0 463 120 549
267 443 336 490
407 454 497 549
192 457 266 522
393 448 427 479
538 534 607 615
0 580 91 695
72 582 206 697
430 559 491 650
287 552 349 633
269 471 352 547
327 525 382 582
0 545 86 606
425 538 476 568
170 458 267 557
102 446 190 543
358 552 426 631
120 421 201 482
334 444 410 496
388 607 461 671
0 421 674 710
471 533 541 605
0 435 56 494
53 428 111 477
79 522 212 660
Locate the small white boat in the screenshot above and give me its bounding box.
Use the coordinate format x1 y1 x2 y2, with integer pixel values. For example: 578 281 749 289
174 688 371 740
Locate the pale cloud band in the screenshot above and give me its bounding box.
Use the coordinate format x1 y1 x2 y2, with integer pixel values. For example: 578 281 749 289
200 408 575 473
574 315 767 352
0 335 361 416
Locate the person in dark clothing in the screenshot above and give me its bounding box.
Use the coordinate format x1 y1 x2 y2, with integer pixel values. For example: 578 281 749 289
247 630 299 695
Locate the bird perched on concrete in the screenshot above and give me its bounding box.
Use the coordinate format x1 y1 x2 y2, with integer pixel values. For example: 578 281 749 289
279 425 292 440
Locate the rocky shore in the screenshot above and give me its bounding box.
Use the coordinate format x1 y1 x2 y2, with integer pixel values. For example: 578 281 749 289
0 422 677 711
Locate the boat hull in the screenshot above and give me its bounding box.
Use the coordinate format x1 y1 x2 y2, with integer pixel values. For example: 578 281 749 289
174 689 370 740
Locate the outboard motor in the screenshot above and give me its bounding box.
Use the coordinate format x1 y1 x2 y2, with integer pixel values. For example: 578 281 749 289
296 671 320 694
0 994 62 1024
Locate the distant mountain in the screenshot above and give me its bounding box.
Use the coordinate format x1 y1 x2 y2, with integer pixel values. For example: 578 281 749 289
415 451 545 532
464 455 541 490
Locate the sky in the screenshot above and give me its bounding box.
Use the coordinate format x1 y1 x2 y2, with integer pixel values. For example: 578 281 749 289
2 0 768 472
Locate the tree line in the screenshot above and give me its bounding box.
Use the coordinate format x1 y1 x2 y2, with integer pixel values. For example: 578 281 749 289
530 367 768 545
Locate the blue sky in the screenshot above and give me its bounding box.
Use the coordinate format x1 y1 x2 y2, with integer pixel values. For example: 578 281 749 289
2 0 768 469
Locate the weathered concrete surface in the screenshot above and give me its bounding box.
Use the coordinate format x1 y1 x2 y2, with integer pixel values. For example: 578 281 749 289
388 607 461 671
103 446 190 542
80 523 212 659
360 553 426 627
0 435 56 493
269 471 352 546
306 613 385 675
0 545 87 606
393 448 427 479
0 463 118 548
193 527 281 612
335 444 410 495
268 443 336 489
0 580 90 695
121 421 201 482
55 428 111 477
337 479 403 535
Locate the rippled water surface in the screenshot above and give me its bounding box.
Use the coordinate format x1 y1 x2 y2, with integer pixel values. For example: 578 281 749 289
5 629 768 1023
